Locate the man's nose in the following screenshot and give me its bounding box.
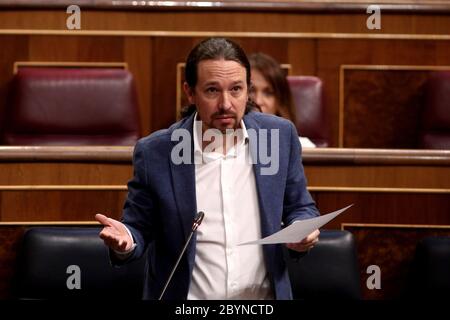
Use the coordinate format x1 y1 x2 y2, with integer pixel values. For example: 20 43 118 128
219 92 232 111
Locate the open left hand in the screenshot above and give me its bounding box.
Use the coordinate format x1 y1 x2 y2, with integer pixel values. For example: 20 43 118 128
95 213 133 253
286 229 320 252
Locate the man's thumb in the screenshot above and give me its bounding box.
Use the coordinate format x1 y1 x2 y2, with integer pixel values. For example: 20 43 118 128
95 213 111 227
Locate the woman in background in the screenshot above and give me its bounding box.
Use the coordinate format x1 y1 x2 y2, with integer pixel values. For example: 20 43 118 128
249 52 316 148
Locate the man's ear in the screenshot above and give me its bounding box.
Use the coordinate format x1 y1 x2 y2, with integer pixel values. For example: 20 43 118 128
183 82 195 105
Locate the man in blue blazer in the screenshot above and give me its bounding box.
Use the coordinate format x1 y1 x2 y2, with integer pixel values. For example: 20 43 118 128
96 38 320 300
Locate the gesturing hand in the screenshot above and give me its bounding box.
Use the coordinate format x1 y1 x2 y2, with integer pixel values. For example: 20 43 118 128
286 229 320 252
95 213 133 253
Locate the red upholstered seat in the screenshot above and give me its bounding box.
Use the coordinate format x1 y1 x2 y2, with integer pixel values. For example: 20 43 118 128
419 71 450 149
3 68 140 145
287 76 329 147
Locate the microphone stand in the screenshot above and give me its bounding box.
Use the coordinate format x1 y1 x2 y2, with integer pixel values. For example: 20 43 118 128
158 211 205 300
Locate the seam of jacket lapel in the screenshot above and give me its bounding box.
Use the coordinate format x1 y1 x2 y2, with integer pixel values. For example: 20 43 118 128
168 113 197 243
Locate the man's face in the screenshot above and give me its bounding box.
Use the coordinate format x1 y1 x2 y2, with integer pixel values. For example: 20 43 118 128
184 59 248 133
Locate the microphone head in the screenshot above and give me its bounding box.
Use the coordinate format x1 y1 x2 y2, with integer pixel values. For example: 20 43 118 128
192 211 205 231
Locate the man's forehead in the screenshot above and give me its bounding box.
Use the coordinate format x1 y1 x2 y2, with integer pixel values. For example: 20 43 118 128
197 59 247 82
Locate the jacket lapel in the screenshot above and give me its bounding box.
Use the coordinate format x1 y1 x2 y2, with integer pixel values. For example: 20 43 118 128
169 114 197 242
243 113 278 237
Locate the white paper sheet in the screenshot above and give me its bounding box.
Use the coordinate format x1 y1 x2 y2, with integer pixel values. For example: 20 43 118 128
238 204 353 246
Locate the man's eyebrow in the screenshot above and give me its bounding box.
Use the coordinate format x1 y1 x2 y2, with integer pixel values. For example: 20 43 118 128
202 81 220 86
201 80 246 88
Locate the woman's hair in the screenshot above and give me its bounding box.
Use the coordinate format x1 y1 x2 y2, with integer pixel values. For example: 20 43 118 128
248 52 296 122
181 37 258 118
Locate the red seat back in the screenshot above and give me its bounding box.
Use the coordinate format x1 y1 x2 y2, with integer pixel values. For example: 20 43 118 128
3 68 140 145
287 76 329 147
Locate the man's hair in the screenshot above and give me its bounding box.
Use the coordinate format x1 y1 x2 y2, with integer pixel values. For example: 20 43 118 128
181 38 259 118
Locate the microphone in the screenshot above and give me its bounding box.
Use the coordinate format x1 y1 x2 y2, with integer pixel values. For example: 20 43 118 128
158 211 205 300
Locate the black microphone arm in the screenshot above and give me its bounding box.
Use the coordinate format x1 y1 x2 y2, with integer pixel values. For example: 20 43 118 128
158 211 205 300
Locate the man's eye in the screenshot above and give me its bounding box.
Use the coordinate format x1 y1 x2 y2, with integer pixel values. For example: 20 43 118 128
232 86 242 92
206 87 218 93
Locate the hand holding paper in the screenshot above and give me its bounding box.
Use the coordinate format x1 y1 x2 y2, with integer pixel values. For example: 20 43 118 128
239 204 353 246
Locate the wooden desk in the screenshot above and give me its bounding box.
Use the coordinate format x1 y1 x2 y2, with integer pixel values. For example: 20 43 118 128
0 146 132 221
303 148 450 228
0 146 449 224
0 146 449 299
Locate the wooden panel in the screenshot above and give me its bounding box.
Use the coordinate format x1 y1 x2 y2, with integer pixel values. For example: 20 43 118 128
304 148 450 189
317 39 450 146
2 33 450 146
316 192 450 229
0 190 126 221
343 224 450 299
238 37 291 63
151 37 202 130
341 67 450 148
0 163 132 185
123 37 152 135
1 9 450 34
287 39 317 76
0 35 28 127
305 165 450 189
0 147 133 221
0 146 447 223
28 35 124 62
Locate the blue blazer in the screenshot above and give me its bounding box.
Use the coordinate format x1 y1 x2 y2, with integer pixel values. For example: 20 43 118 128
115 111 319 300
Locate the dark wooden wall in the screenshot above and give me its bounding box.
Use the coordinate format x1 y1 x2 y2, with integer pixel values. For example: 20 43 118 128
1 4 450 147
1 147 448 224
1 2 450 300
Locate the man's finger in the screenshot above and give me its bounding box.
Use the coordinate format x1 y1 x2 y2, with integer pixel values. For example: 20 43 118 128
301 229 320 243
286 242 309 252
306 229 320 242
95 213 112 227
301 237 318 246
99 230 117 242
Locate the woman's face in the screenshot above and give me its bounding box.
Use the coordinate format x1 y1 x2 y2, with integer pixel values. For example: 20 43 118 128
249 69 278 115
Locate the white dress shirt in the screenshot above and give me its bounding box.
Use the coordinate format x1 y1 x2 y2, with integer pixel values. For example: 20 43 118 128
187 113 273 300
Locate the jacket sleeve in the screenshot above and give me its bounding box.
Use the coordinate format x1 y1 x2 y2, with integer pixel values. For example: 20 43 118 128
111 139 156 266
282 122 320 261
282 122 320 225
